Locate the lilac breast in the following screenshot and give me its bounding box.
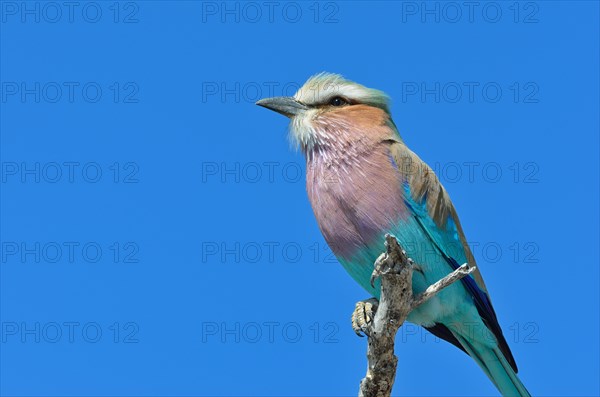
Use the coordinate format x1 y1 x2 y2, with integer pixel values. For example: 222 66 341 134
306 143 408 260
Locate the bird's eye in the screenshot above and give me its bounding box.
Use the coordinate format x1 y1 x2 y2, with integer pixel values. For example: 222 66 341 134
329 97 347 107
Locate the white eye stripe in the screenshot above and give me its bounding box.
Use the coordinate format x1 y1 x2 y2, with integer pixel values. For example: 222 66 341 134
297 85 356 105
302 96 349 108
294 73 389 111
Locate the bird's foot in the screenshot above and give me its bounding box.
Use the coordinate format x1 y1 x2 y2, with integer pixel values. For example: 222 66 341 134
351 298 379 337
370 235 419 288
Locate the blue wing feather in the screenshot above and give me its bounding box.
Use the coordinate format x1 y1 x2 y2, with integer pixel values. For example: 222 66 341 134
403 182 518 372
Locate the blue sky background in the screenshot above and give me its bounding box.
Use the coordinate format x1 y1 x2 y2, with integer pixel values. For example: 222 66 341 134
1 1 598 396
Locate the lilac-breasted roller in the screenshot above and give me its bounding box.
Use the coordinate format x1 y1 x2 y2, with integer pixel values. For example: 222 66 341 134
256 73 530 396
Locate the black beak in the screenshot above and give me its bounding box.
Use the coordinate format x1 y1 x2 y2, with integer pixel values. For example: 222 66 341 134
256 96 308 118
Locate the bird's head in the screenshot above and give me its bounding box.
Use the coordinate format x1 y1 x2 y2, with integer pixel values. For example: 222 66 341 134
256 73 396 153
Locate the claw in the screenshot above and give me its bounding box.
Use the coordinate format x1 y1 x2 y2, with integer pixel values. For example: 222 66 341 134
369 271 378 289
371 236 419 286
351 298 379 337
370 253 387 288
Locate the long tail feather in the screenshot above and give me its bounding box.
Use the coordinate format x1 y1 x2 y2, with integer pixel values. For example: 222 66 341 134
453 333 531 397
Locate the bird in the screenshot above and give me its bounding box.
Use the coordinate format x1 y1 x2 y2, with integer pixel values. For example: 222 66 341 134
256 73 530 397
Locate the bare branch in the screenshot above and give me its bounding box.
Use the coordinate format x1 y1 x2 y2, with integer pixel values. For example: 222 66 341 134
411 263 474 310
356 234 475 397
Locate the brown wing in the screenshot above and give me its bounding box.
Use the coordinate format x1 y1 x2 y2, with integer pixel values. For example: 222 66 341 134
387 140 489 293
